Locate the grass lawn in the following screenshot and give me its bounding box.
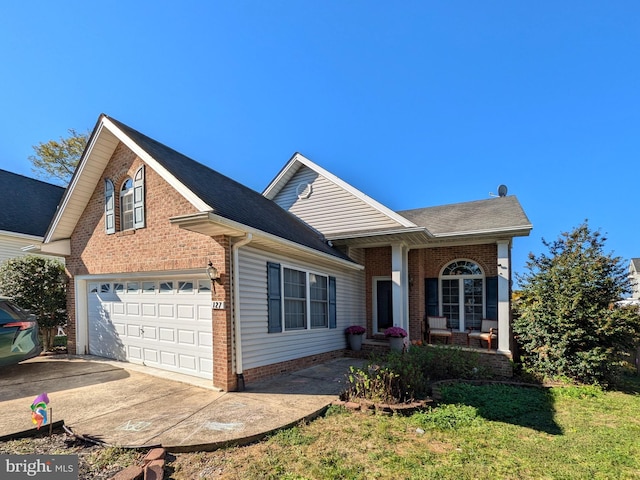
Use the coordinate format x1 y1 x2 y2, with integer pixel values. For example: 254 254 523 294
168 374 640 480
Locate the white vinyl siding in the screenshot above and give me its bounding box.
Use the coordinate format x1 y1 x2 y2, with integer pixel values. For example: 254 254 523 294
272 166 404 236
237 246 365 371
0 234 65 265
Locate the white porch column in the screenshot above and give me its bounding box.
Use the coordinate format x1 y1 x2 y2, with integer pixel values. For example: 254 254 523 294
391 244 409 333
497 241 511 354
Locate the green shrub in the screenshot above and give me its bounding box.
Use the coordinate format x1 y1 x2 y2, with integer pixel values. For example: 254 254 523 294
344 346 490 403
0 255 68 351
513 222 640 387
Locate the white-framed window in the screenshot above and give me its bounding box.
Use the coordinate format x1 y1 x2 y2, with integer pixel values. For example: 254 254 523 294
284 268 307 330
106 165 145 234
309 273 328 329
267 262 336 332
120 177 134 230
440 260 485 331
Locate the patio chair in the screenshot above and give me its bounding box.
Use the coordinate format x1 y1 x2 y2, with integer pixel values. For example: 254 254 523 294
467 319 498 350
427 316 452 344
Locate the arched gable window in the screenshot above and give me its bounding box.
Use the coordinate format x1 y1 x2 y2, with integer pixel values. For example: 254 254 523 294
440 260 484 331
118 166 145 231
120 177 134 230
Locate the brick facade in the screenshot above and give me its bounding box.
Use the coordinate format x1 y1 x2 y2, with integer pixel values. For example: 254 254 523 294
62 140 513 391
65 143 234 390
364 244 498 342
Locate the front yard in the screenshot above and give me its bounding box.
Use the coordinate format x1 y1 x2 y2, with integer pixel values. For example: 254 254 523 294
165 374 640 479
1 352 639 479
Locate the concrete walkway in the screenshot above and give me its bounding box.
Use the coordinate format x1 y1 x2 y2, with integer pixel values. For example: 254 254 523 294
0 355 365 451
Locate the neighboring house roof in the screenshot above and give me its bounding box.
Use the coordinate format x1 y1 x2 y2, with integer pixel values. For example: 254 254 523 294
631 258 640 273
45 115 355 265
398 196 533 238
0 169 64 238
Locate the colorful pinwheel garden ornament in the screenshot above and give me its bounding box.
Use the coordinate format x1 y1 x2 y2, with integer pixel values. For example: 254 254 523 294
31 393 49 430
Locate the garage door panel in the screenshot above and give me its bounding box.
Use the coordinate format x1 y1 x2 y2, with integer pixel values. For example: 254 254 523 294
158 304 174 317
198 332 212 347
88 277 213 379
126 303 140 315
178 329 195 345
128 345 143 360
126 324 141 337
159 328 175 342
142 303 156 316
177 305 194 319
196 305 211 320
144 348 158 363
113 322 126 336
179 354 196 371
160 351 177 367
143 326 157 340
200 358 213 373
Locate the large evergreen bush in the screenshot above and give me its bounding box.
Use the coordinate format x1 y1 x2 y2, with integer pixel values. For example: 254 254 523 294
513 222 640 386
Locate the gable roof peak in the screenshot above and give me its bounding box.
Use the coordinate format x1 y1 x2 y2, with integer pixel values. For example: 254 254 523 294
263 152 416 229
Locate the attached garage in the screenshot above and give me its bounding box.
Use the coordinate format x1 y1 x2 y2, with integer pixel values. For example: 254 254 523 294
86 275 213 379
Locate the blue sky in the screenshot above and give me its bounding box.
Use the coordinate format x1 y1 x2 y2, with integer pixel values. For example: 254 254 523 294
1 1 638 286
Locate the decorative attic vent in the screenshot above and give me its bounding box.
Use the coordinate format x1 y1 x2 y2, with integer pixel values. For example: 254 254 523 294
296 182 313 199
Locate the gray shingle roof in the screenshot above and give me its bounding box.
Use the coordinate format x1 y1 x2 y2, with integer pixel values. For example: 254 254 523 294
0 169 64 237
631 258 640 271
106 116 353 262
398 196 532 236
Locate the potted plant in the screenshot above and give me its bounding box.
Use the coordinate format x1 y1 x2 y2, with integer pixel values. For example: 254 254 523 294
345 325 366 351
384 326 408 352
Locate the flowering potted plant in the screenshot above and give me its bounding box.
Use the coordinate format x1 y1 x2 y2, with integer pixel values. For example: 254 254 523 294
345 325 366 351
384 326 408 352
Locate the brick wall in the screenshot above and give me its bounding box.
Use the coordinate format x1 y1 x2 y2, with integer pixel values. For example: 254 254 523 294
364 244 498 343
65 142 233 390
242 350 345 384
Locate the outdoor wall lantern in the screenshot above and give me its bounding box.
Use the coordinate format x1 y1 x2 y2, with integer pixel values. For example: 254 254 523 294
206 261 222 284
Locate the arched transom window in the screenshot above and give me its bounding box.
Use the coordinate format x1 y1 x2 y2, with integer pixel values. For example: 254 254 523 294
440 260 484 331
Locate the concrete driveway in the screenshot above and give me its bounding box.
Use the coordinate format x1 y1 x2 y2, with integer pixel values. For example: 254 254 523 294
0 355 364 451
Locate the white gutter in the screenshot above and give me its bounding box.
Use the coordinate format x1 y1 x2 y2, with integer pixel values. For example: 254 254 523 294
232 233 253 390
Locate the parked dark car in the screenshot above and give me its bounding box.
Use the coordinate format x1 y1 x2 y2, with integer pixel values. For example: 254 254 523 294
0 296 41 367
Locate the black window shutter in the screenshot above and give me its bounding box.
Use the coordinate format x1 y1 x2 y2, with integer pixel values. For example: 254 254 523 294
328 276 337 329
267 262 282 333
485 276 498 320
425 278 439 317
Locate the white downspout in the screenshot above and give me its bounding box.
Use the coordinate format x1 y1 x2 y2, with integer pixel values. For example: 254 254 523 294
232 233 252 390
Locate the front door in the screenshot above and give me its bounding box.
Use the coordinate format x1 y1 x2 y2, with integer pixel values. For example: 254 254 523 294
374 278 393 333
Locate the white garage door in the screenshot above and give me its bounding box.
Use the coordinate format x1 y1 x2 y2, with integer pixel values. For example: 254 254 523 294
87 276 213 379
